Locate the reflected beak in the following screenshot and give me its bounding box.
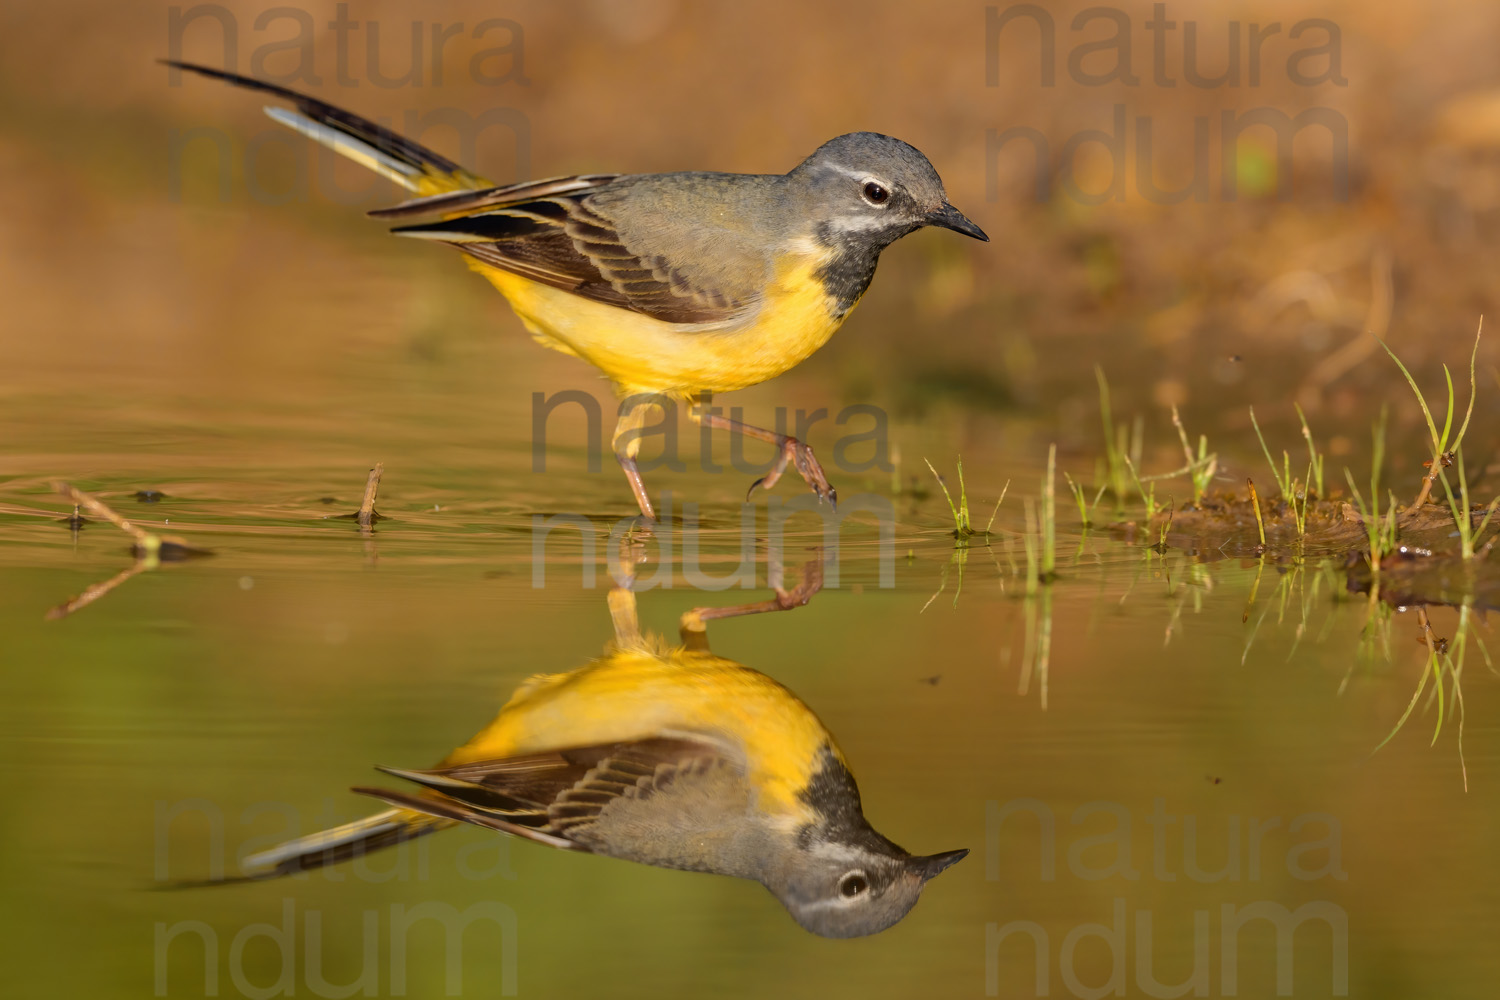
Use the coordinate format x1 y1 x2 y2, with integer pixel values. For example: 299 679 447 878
913 848 970 881
928 203 988 241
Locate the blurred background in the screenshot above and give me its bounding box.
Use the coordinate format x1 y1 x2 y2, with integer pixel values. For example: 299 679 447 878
2 1 1499 998
3 0 1500 441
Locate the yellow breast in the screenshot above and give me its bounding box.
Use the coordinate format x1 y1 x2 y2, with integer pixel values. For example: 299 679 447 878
468 251 853 397
443 649 838 824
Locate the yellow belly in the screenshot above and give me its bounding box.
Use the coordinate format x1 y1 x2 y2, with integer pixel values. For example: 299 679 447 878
442 650 839 824
469 256 853 397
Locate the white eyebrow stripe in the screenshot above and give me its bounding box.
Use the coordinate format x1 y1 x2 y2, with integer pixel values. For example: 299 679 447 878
823 164 888 185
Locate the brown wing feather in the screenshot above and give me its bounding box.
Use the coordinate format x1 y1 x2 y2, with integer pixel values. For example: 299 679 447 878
354 738 728 851
351 786 582 851
390 192 758 326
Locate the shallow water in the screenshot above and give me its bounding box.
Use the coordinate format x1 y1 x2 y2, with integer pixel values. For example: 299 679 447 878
7 0 1500 991
3 348 1498 999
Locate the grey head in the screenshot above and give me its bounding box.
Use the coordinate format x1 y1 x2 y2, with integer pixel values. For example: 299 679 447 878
769 836 968 938
764 748 968 938
788 131 988 248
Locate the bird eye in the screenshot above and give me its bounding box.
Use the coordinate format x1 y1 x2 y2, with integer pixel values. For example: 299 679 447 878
862 181 890 206
839 872 869 897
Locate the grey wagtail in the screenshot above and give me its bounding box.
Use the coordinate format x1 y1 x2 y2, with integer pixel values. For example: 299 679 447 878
164 61 989 519
224 559 967 938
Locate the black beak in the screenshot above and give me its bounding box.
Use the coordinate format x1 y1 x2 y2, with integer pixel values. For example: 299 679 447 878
913 848 970 881
928 203 988 242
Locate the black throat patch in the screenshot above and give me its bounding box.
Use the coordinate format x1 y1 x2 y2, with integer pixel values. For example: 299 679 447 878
796 746 908 856
812 222 914 319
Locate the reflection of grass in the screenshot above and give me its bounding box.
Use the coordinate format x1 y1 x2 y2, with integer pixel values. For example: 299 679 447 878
1015 450 1062 707
920 545 967 612
1011 449 1060 704
1163 559 1214 647
1240 550 1266 627
997 332 1500 759
921 458 1008 612
1374 605 1488 790
1352 589 1395 671
1242 558 1287 659
1242 560 1342 665
1047 504 1485 784
1018 586 1052 710
1013 514 1485 783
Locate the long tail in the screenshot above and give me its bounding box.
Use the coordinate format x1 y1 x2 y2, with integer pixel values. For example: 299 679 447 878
161 59 492 196
221 807 455 882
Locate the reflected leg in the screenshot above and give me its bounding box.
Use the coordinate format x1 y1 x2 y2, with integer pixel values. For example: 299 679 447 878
606 529 652 648
679 553 824 649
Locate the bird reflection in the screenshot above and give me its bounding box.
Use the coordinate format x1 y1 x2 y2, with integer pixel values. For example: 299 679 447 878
228 552 968 937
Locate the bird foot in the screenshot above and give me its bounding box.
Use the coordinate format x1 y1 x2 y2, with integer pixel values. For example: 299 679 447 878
747 436 837 507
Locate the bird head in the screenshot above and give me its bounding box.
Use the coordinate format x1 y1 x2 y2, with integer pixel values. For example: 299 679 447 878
761 746 967 938
768 835 969 938
791 131 988 246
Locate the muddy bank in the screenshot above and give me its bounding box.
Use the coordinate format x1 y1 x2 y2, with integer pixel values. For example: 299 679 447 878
1110 493 1500 609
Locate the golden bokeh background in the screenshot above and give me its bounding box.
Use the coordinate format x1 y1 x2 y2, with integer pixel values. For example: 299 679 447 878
4 0 1498 420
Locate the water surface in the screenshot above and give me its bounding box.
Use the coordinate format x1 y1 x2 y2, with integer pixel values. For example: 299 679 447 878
2 355 1496 999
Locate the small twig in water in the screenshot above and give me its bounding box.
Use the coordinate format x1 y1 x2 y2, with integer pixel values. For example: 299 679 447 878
43 481 210 620
51 480 153 549
1247 478 1267 551
358 463 385 528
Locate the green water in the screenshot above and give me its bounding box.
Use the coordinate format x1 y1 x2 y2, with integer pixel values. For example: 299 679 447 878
2 352 1496 999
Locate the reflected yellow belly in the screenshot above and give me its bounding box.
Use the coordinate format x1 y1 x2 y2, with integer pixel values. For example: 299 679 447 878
469 256 853 397
443 651 838 824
